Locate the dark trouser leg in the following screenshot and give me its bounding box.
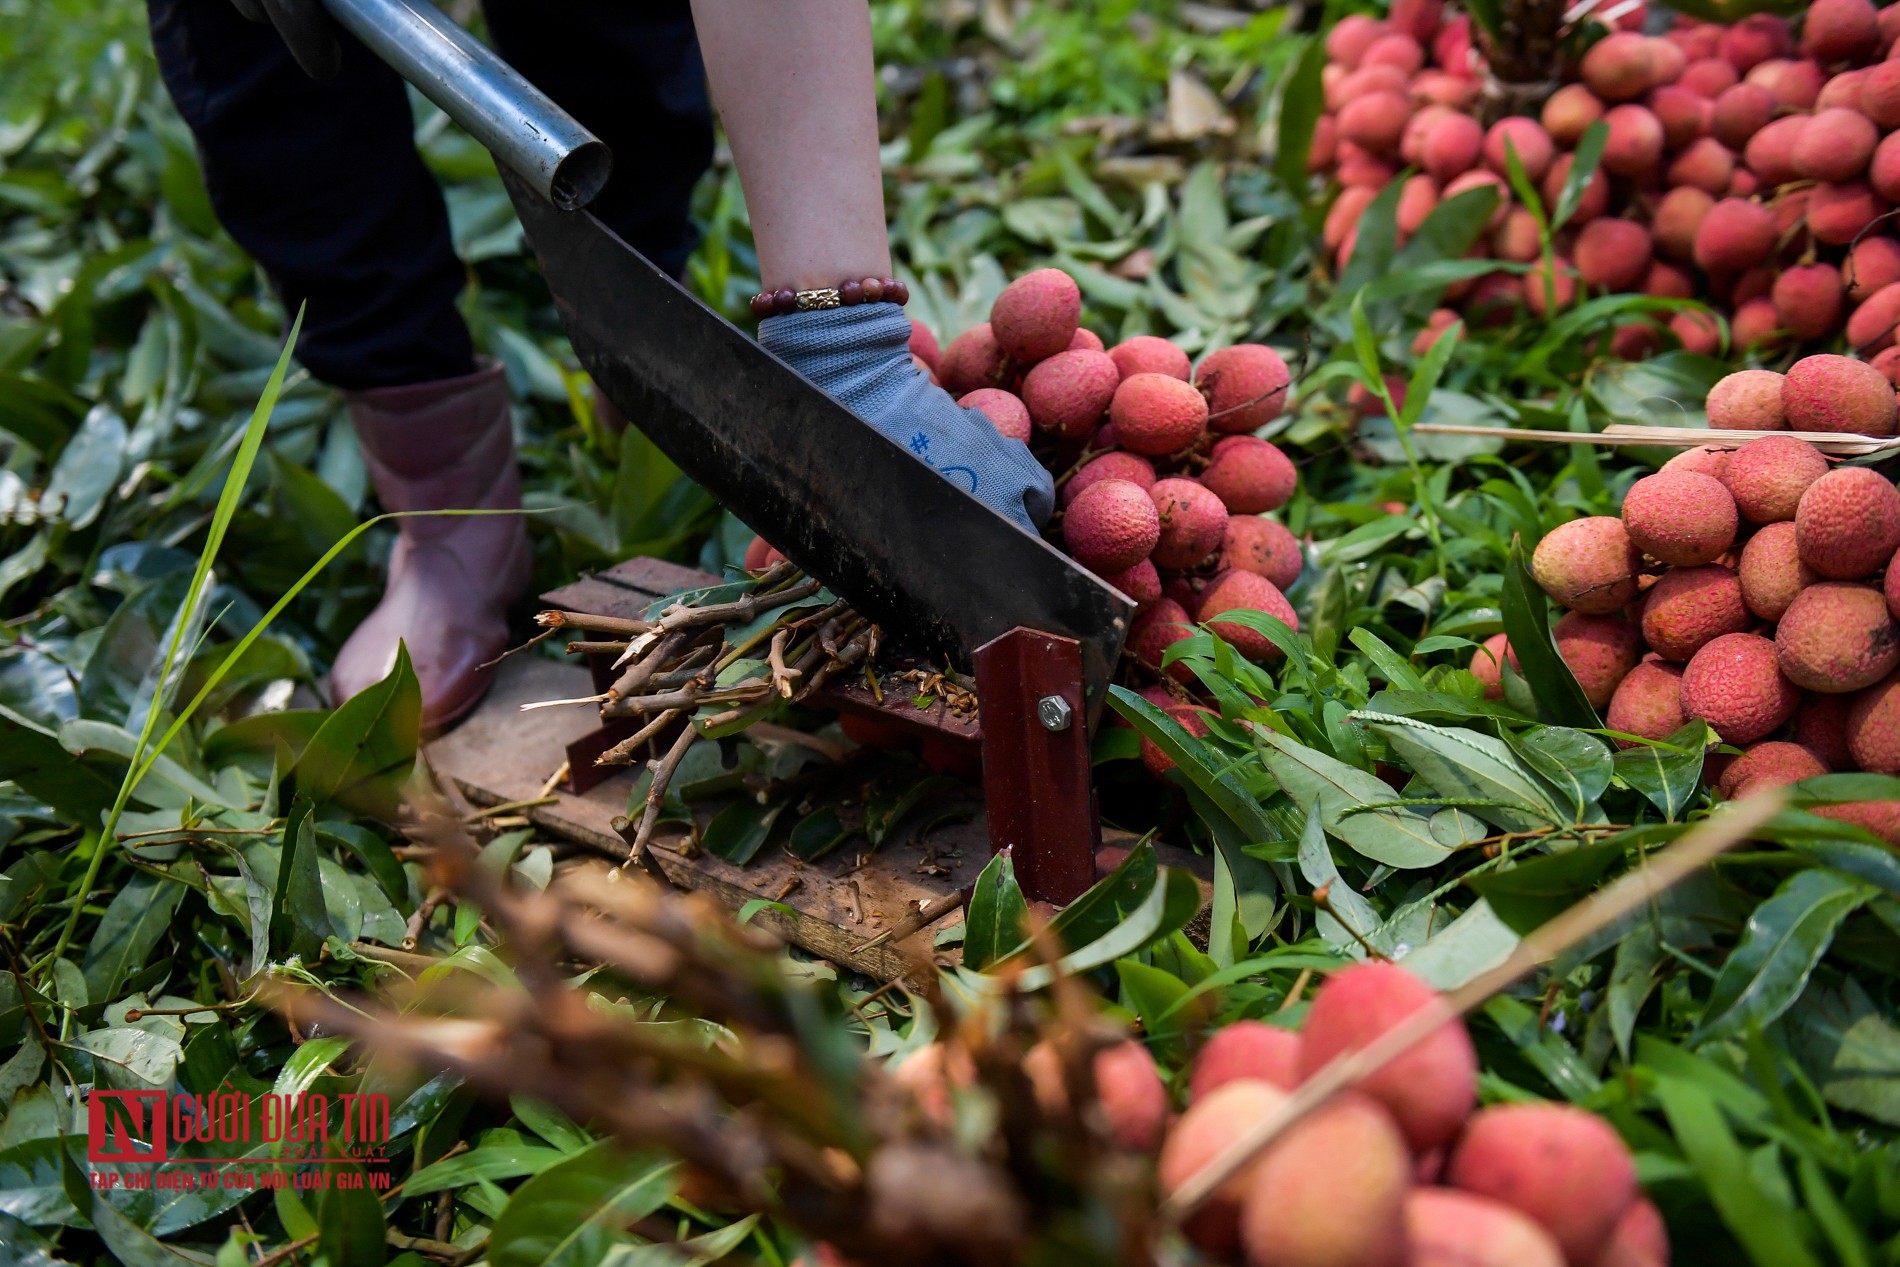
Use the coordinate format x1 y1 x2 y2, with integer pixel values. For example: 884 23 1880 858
146 0 473 390
481 0 714 278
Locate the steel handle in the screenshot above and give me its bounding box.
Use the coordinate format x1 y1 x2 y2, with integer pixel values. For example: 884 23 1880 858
322 0 611 210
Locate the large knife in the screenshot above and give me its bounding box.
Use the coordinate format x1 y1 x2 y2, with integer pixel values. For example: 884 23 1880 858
323 0 1134 712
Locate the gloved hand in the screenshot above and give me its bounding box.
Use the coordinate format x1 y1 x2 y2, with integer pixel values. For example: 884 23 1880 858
229 0 343 79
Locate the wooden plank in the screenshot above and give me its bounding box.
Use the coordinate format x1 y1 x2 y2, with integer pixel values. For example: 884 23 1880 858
429 656 982 981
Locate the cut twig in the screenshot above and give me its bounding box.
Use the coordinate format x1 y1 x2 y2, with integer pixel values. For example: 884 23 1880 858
623 725 701 873
856 890 967 953
477 625 556 672
535 610 655 637
1161 789 1787 1224
595 709 684 767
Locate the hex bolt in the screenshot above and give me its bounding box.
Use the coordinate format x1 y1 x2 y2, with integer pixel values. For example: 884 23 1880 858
1037 694 1073 732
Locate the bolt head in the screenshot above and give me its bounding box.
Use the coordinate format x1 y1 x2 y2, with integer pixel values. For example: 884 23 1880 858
1037 695 1073 731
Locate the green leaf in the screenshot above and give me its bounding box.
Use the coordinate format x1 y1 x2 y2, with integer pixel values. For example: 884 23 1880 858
404 1137 569 1198
1016 868 1202 991
510 1096 591 1154
270 796 329 963
1653 1075 1822 1267
786 806 851 861
1501 539 1600 728
293 644 421 817
963 849 1028 972
1552 121 1609 230
1785 977 1900 1127
1252 728 1451 869
1511 726 1612 821
1360 713 1566 832
1294 804 1381 955
311 1154 386 1267
1612 722 1710 821
1398 900 1518 991
1108 687 1278 845
272 1035 353 1101
91 1192 215 1267
1272 35 1326 193
1468 838 1624 934
1697 869 1874 1041
487 1141 678 1267
82 870 185 1001
698 800 785 867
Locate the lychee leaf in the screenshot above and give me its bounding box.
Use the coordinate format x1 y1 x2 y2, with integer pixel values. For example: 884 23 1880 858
1499 538 1601 729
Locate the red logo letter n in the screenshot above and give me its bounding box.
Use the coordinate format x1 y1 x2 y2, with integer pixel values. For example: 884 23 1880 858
88 1090 168 1163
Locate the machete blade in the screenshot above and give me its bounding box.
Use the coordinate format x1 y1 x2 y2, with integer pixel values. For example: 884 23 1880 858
503 175 1133 713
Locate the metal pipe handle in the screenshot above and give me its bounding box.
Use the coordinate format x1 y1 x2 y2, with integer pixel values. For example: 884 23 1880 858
322 0 612 210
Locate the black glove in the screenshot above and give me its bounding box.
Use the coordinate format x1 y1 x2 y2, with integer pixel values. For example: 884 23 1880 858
230 0 343 79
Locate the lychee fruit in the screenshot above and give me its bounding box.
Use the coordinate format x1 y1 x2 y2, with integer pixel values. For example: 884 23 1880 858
1159 1079 1288 1258
1220 515 1303 591
1739 521 1818 620
908 321 941 371
959 388 1032 442
1491 208 1543 264
1062 478 1161 573
1821 67 1872 111
1712 82 1777 148
1296 961 1477 1153
1803 0 1881 63
1576 220 1653 293
1533 517 1644 614
1807 181 1890 247
1545 153 1611 221
1018 348 1118 439
1607 659 1687 745
1130 598 1195 675
1794 108 1879 184
1718 741 1829 798
1583 32 1659 101
1848 282 1900 352
1542 84 1605 146
1693 199 1775 274
1662 445 1731 479
1240 1094 1411 1267
1721 15 1794 75
1339 90 1411 155
1147 479 1227 570
1554 611 1644 707
1102 557 1163 608
1446 1103 1637 1265
1622 471 1738 566
1681 632 1801 743
1108 335 1190 382
1796 467 1900 577
1665 136 1734 194
1652 187 1714 261
1063 450 1157 507
1198 569 1299 661
1196 344 1292 433
1862 58 1900 128
1326 14 1388 68
1649 84 1712 148
1109 374 1208 456
1422 111 1486 184
1777 581 1900 690
1722 434 1830 523
937 323 1009 395
1847 670 1900 772
1325 186 1379 252
1405 1189 1565 1267
1732 298 1785 354
1201 436 1297 514
1682 56 1739 97
1483 117 1554 181
1784 355 1899 436
1601 104 1666 176
1793 694 1857 770
1189 1021 1301 1100
1706 369 1786 432
1141 703 1215 779
990 268 1081 364
1642 565 1751 663
1362 31 1426 73
1470 632 1516 700
1817 799 1900 843
1743 114 1809 185
1772 264 1846 341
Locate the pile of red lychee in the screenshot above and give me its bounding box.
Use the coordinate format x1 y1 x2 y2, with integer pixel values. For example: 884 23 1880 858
1488 356 1900 840
899 960 1667 1266
910 268 1306 712
1314 0 1900 362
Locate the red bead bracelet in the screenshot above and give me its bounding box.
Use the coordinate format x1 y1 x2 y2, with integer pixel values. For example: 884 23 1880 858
748 276 909 319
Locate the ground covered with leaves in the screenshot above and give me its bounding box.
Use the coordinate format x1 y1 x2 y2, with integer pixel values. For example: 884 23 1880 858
3 1 1899 1265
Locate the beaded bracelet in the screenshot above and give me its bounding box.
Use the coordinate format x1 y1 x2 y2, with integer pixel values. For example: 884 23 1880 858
748 276 910 319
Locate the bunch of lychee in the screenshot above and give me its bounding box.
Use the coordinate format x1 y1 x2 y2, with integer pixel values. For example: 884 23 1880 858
1494 356 1900 840
911 268 1307 721
899 960 1667 1266
1314 0 1900 364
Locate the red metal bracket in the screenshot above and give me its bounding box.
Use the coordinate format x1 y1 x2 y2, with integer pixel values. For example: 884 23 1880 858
973 627 1099 904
